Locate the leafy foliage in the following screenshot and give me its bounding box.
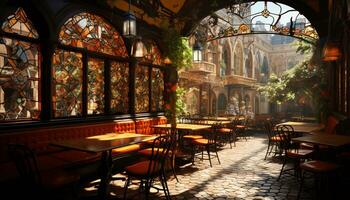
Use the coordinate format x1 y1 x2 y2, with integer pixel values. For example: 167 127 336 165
175 86 188 115
162 27 192 70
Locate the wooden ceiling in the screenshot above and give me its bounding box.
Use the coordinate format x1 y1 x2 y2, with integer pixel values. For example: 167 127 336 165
107 0 329 37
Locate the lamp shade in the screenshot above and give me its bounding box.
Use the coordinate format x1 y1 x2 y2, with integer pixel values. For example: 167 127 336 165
322 41 341 61
123 12 136 38
193 42 203 62
131 37 145 58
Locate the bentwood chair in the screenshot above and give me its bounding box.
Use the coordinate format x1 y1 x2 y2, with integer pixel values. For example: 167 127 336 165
123 135 173 200
217 119 238 148
264 120 280 159
191 123 221 167
8 143 80 199
277 125 313 180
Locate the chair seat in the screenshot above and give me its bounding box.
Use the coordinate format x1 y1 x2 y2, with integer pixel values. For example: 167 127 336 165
41 169 80 189
111 144 141 156
192 138 209 145
183 135 203 139
300 143 314 150
300 160 339 173
125 160 160 176
218 128 231 133
236 125 246 129
138 148 172 157
270 136 282 141
287 149 313 158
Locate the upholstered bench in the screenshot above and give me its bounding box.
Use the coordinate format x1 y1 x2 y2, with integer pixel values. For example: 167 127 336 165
0 117 167 184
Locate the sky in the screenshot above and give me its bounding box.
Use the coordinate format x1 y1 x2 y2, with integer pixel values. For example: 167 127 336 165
249 1 309 27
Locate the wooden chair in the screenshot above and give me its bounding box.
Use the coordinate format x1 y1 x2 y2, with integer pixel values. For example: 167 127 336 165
123 135 173 200
217 119 238 148
8 143 80 199
264 120 281 160
277 125 313 180
297 160 340 200
191 123 221 167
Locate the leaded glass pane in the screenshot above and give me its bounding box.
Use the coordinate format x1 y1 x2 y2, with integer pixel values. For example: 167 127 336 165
143 41 163 65
0 37 40 121
1 8 39 39
135 65 149 113
52 49 82 118
151 68 164 111
111 62 129 113
59 13 128 57
88 58 104 115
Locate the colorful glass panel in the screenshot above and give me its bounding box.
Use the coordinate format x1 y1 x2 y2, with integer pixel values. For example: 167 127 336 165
1 8 39 39
111 62 129 113
151 68 164 112
88 58 104 115
0 37 40 120
52 50 82 117
135 65 149 113
59 13 128 57
143 41 163 65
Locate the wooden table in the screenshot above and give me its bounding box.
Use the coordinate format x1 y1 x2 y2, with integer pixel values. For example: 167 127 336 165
277 121 325 133
153 123 212 131
292 134 350 148
51 133 153 200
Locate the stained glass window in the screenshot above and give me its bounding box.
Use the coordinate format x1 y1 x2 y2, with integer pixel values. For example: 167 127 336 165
52 50 82 117
0 8 40 122
143 41 163 65
135 65 149 113
88 58 104 115
151 68 164 112
1 8 39 39
59 13 128 57
111 62 129 113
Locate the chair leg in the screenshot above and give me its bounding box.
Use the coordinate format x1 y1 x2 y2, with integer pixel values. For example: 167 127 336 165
297 171 305 200
215 145 221 164
160 171 171 200
170 156 179 182
123 177 131 200
206 146 212 167
265 141 271 160
278 156 287 180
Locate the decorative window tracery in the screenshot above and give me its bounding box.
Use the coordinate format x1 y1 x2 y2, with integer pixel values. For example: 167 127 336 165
59 12 128 57
151 68 164 112
135 65 149 113
111 62 129 114
0 8 40 121
88 58 104 115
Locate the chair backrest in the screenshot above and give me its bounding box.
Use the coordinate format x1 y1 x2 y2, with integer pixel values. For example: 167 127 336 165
8 144 41 186
148 135 173 176
275 125 296 152
208 122 222 145
264 120 275 138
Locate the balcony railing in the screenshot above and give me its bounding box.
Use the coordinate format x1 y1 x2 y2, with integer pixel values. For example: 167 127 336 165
189 61 216 74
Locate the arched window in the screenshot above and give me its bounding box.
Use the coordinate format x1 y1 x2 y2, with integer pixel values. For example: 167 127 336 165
246 51 253 78
207 44 216 64
222 46 230 76
234 42 243 76
136 40 164 113
218 93 227 111
53 12 128 118
0 8 40 121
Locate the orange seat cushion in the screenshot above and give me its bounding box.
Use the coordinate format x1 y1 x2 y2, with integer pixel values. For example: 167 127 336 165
236 125 246 129
218 128 231 133
270 136 282 141
300 160 339 173
125 160 160 176
183 135 203 139
192 138 209 145
286 149 313 158
111 144 141 156
138 148 172 157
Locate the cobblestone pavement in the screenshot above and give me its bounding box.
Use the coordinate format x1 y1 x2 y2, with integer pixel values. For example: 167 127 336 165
83 134 320 200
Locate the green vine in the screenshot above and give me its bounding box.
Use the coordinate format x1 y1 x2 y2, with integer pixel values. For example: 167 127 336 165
162 27 192 70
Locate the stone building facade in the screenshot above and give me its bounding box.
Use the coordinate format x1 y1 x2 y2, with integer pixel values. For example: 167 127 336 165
179 33 306 117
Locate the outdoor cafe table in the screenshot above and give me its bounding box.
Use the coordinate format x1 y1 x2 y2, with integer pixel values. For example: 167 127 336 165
292 134 350 148
277 121 325 134
51 133 154 200
152 123 212 131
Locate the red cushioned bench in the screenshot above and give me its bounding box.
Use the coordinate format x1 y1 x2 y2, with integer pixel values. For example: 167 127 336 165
0 116 167 184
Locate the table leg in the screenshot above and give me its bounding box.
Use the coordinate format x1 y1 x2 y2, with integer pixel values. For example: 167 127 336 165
98 150 112 200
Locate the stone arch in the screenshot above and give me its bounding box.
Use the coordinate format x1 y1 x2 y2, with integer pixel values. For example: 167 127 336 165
245 49 253 78
218 93 227 114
